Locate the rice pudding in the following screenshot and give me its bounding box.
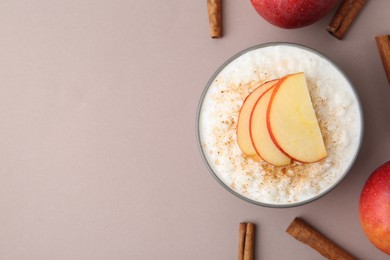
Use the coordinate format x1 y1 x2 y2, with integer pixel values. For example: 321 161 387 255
197 43 363 207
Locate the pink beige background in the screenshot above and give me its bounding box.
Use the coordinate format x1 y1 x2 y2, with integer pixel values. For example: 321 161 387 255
0 1 389 259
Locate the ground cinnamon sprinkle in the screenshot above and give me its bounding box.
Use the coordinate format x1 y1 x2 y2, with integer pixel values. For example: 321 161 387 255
207 77 339 203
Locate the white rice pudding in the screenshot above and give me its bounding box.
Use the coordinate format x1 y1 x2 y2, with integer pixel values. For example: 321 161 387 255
198 44 362 206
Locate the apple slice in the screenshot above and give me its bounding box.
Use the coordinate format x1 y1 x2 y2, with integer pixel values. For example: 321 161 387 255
267 72 327 163
250 86 291 166
237 80 278 160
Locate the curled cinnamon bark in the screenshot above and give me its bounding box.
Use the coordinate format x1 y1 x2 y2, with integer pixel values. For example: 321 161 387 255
207 0 222 38
243 223 255 260
286 218 356 260
238 223 255 260
327 0 367 39
238 223 247 260
376 35 390 85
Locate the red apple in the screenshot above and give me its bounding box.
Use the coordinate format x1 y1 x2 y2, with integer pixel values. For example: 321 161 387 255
359 161 390 255
250 0 339 29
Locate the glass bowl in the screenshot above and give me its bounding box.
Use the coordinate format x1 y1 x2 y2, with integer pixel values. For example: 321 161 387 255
196 43 363 208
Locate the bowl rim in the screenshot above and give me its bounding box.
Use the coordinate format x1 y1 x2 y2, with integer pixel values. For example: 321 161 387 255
195 42 364 208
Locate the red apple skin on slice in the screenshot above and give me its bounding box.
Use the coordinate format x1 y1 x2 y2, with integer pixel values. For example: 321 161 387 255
237 80 278 161
267 72 327 163
250 86 291 166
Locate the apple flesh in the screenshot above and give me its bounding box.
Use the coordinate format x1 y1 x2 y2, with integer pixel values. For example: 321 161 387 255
359 161 390 255
237 80 278 160
250 86 291 166
267 72 327 163
250 0 339 29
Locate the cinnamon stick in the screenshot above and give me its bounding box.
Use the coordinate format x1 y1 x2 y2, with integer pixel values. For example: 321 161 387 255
286 218 356 260
244 223 255 260
207 0 222 38
376 35 390 85
327 0 367 39
238 223 247 260
238 223 255 260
